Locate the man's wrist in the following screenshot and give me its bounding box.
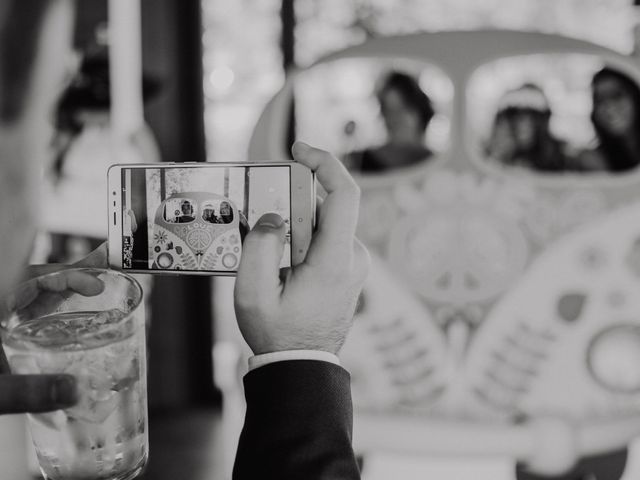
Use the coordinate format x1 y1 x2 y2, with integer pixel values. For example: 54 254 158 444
248 350 340 371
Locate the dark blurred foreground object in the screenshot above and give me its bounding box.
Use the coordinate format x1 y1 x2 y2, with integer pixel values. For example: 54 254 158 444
517 448 627 480
137 409 224 480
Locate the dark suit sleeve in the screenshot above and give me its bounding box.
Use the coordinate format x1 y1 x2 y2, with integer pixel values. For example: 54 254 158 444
233 360 361 480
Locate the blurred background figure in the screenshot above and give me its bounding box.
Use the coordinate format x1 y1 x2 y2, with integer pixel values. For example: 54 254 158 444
579 67 640 173
486 83 578 172
44 28 161 264
344 71 434 173
52 43 162 185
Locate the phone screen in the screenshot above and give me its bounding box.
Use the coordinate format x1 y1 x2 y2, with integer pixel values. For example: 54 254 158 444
119 165 291 272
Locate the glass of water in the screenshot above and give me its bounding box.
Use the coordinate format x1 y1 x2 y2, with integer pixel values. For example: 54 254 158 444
0 268 147 480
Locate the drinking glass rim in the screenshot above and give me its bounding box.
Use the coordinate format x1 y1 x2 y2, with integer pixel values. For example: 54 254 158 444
0 267 144 342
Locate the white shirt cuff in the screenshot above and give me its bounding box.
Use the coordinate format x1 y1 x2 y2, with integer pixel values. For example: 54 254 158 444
248 350 340 372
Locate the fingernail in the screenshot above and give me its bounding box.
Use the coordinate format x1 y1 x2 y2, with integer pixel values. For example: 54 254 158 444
257 213 284 229
51 376 77 405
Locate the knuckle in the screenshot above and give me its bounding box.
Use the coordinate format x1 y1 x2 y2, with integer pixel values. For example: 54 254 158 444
343 178 361 199
354 244 371 283
318 148 334 162
349 251 370 286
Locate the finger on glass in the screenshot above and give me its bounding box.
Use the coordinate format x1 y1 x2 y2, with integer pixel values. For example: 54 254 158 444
0 268 147 479
26 242 109 279
5 270 104 321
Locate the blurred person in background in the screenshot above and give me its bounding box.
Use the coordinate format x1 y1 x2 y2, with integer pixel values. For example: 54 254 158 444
45 40 161 264
579 67 640 173
344 70 434 173
486 83 580 172
51 42 161 185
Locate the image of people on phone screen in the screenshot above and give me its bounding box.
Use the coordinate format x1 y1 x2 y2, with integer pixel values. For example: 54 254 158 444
119 166 289 272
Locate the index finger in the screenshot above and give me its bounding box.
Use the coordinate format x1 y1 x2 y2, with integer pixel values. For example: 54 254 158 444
292 142 360 264
5 270 104 319
26 243 108 278
36 270 104 297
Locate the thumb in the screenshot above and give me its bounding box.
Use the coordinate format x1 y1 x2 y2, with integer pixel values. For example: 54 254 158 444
236 213 287 298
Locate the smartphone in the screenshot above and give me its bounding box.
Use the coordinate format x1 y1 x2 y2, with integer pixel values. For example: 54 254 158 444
107 162 315 275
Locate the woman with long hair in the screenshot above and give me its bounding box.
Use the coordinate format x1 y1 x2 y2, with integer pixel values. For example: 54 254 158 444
583 67 640 173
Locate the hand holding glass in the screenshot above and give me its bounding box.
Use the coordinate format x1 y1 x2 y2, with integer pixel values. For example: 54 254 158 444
0 268 147 480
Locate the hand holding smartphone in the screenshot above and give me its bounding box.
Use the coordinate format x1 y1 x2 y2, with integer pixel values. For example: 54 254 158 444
107 162 315 275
